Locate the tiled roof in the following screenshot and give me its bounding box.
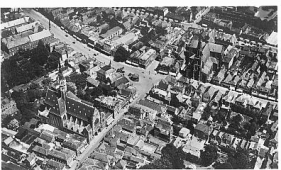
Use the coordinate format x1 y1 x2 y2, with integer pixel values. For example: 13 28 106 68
113 76 129 87
46 159 65 169
29 30 52 42
66 96 96 121
32 145 48 156
138 99 164 113
157 79 169 91
48 149 70 161
195 123 210 135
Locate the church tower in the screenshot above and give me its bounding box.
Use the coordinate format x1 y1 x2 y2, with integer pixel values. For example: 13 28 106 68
59 73 67 100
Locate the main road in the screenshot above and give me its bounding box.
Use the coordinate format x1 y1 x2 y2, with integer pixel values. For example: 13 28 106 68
22 9 167 169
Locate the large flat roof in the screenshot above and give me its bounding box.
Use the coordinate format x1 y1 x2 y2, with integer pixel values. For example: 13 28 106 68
1 17 30 30
16 21 40 33
29 30 52 42
140 49 156 60
100 26 122 39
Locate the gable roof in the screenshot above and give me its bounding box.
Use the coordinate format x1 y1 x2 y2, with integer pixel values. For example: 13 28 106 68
138 99 164 113
112 76 129 87
209 43 223 53
195 123 210 135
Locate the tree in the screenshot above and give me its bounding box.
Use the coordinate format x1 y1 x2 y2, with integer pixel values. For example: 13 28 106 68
216 162 233 169
140 143 187 169
27 89 43 102
90 87 103 98
67 82 77 94
232 114 243 124
30 40 49 66
200 145 218 166
46 51 61 71
67 73 87 90
114 46 130 62
42 77 52 88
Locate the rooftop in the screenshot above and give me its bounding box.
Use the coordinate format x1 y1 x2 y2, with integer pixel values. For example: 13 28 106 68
100 26 122 39
15 21 40 33
29 29 52 42
3 36 30 49
1 17 30 30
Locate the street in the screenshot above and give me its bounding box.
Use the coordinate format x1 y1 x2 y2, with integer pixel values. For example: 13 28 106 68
22 9 167 169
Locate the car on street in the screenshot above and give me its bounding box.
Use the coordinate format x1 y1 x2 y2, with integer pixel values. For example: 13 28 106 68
72 41 75 44
65 34 68 37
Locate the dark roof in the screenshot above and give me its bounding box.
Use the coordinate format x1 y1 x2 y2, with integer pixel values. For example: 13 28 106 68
39 131 54 143
32 145 48 156
138 99 164 113
195 123 211 135
66 96 96 121
157 79 169 91
63 140 81 150
46 159 65 169
118 118 136 132
48 149 70 161
119 88 135 98
113 76 129 87
45 89 61 116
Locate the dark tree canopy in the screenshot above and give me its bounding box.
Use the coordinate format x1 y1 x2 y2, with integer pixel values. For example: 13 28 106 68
114 46 130 62
140 143 187 169
200 144 218 166
215 162 233 169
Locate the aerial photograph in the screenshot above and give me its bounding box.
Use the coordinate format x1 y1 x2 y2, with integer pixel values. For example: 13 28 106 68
0 6 278 170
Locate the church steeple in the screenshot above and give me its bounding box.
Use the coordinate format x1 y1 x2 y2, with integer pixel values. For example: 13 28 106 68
58 72 67 100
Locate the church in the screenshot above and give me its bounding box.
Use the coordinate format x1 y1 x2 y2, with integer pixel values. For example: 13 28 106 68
39 73 105 143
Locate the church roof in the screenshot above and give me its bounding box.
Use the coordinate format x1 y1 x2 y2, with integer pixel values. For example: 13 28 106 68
45 88 96 121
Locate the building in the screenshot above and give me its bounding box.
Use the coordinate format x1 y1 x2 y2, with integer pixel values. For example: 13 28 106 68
94 96 126 118
202 43 224 68
138 48 157 68
100 26 123 40
1 16 30 30
2 29 54 55
153 119 173 143
40 74 104 142
15 21 40 34
194 123 211 140
96 65 116 82
28 29 54 47
1 97 18 115
103 32 139 55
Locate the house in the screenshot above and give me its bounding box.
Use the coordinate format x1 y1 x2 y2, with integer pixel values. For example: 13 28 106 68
261 103 273 123
25 152 37 167
138 48 157 68
202 43 224 67
100 26 123 40
45 159 65 170
119 86 137 101
1 97 18 116
179 128 190 138
96 64 116 82
202 86 218 103
111 76 130 88
158 56 176 75
48 149 74 166
183 136 204 160
153 119 173 143
118 118 136 133
32 145 49 158
194 123 211 140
